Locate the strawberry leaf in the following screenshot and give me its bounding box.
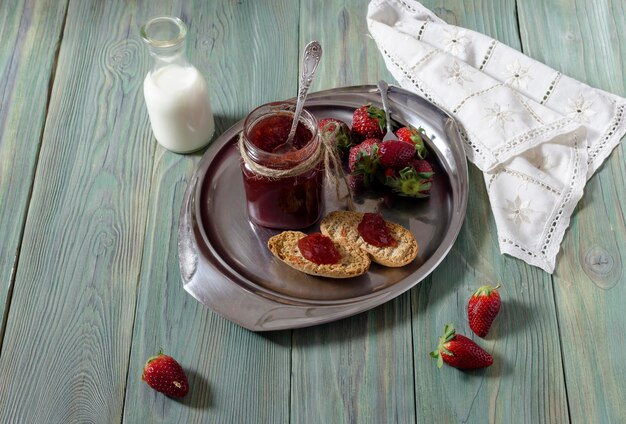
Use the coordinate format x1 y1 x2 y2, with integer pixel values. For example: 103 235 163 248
473 284 501 297
367 105 387 133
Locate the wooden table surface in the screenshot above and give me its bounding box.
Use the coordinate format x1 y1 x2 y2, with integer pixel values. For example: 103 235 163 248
1 0 625 422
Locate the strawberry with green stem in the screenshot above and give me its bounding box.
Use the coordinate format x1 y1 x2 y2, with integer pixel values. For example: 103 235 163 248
142 351 189 398
430 324 493 369
396 125 427 159
318 118 353 154
349 139 381 186
468 284 502 337
384 166 433 198
352 104 387 141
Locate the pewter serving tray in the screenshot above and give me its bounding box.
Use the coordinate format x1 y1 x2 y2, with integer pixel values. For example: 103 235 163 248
178 85 468 331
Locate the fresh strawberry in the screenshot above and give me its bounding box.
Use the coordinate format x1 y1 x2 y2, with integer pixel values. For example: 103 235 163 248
379 140 416 169
408 159 435 190
348 139 381 185
318 118 353 154
384 167 432 198
430 324 493 369
395 126 417 143
348 139 380 171
409 158 434 176
395 125 427 159
468 284 501 337
351 104 387 141
142 352 189 398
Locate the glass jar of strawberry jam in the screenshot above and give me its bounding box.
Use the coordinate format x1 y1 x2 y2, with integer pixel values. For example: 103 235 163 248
240 102 324 229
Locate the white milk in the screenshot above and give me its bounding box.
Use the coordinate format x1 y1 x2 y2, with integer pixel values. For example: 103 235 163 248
143 64 215 153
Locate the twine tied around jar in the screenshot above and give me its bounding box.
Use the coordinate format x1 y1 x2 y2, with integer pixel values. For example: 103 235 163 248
238 124 355 210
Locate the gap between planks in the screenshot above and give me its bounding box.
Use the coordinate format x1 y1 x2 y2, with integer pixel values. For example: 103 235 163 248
513 0 572 421
0 1 71 353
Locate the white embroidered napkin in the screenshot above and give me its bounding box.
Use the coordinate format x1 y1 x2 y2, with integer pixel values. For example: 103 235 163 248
367 0 626 273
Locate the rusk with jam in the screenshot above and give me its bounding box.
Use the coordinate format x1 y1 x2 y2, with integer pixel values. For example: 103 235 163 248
320 211 418 267
267 231 371 279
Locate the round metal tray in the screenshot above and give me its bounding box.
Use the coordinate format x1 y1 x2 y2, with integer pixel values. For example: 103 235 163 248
178 85 468 331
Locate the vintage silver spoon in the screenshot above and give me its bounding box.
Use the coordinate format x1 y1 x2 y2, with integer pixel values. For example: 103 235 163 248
274 41 322 153
377 80 396 141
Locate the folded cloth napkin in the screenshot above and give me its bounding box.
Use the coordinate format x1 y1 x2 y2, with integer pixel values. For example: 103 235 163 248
367 0 626 273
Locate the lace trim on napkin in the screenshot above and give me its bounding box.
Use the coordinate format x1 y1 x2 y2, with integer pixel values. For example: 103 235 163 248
540 72 561 105
379 47 442 106
587 102 626 176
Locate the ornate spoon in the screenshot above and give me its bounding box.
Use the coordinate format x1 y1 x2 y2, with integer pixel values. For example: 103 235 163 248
274 41 322 153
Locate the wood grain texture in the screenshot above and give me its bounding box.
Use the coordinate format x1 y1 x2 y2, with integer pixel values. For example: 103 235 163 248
122 152 290 424
121 1 299 422
0 0 68 340
300 0 394 92
291 2 414 423
1 0 624 423
518 0 626 422
0 0 154 421
410 1 569 422
291 301 415 424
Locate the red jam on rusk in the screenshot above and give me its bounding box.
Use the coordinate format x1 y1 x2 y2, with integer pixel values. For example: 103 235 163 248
298 233 342 265
357 213 398 247
240 103 324 229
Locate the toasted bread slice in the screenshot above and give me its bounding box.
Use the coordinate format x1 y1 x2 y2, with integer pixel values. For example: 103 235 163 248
320 211 418 267
267 231 370 279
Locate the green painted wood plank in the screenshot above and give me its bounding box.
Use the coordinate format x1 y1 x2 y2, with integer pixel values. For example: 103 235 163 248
413 169 569 423
121 1 299 422
409 1 569 422
0 0 68 340
0 1 156 421
518 0 626 422
291 301 415 424
291 2 414 423
301 0 395 92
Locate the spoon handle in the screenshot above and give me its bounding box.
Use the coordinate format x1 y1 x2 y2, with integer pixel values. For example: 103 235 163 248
286 41 323 143
377 80 394 136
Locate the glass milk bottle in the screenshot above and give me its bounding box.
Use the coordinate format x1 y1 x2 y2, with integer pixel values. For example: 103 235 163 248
141 16 215 153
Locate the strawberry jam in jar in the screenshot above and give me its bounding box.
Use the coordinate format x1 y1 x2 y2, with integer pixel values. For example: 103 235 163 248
241 102 324 229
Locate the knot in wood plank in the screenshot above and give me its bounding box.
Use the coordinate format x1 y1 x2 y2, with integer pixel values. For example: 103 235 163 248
93 229 116 256
103 39 140 81
582 245 622 290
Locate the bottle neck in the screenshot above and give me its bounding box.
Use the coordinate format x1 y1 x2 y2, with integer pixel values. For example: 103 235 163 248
148 46 188 72
141 16 189 72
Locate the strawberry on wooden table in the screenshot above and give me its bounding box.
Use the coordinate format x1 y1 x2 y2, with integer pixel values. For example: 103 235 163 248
468 284 501 337
430 324 493 369
142 351 189 398
352 104 387 141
